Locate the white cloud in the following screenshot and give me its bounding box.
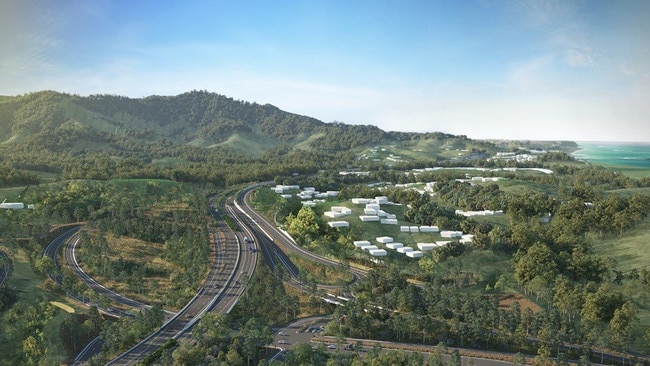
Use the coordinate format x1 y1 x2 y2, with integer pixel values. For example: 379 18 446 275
564 48 593 67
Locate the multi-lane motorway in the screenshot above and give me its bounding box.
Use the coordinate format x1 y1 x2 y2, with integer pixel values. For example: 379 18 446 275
38 192 258 365
45 185 649 366
238 186 367 281
46 184 359 365
103 199 257 365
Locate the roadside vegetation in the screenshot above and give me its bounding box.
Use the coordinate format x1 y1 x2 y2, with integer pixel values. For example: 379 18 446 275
251 158 650 363
1 91 649 364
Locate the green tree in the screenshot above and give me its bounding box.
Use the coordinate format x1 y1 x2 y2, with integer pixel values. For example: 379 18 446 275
609 301 637 351
513 243 558 294
172 342 205 365
581 283 625 323
286 207 321 244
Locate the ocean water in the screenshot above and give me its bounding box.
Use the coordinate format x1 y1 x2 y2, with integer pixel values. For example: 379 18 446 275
572 142 650 169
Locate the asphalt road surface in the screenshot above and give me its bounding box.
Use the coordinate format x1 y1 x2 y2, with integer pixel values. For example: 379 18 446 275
270 316 532 366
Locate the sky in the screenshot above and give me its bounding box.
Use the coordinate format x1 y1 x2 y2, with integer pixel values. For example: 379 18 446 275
1 0 649 142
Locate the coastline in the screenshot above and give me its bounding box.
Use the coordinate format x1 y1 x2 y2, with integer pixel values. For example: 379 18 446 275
572 141 650 178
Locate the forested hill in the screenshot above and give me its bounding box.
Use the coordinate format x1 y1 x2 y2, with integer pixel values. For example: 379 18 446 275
0 90 419 154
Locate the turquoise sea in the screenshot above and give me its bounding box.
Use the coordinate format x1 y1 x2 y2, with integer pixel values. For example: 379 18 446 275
572 142 650 169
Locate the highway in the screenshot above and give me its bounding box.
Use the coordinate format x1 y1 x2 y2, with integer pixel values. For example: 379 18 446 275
42 186 646 366
43 226 82 284
238 186 367 281
103 200 257 365
269 315 526 366
61 183 360 364
35 194 257 365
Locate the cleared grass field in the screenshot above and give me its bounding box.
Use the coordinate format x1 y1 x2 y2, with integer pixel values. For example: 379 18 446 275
77 233 181 308
217 131 281 156
5 247 46 303
591 162 650 178
591 218 650 273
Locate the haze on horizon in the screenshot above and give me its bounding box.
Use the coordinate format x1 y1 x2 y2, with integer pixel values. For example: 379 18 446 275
1 0 649 143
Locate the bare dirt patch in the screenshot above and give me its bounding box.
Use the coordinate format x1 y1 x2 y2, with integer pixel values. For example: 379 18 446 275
498 293 542 313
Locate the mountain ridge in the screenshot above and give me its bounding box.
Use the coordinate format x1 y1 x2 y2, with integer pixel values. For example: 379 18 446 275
1 90 488 156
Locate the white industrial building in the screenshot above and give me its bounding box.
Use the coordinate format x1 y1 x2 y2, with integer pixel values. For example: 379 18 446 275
380 218 398 225
324 206 351 218
366 203 381 211
417 243 437 251
328 221 349 228
385 242 403 250
0 202 24 209
324 211 347 218
330 206 352 214
376 236 393 244
375 196 388 204
419 226 439 232
369 249 387 256
359 215 380 222
406 251 423 258
397 246 414 253
455 209 504 217
440 230 463 238
354 240 371 248
274 184 300 193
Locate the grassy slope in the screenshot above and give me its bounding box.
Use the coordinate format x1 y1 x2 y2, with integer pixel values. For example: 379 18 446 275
215 131 319 156
591 162 650 178
591 218 650 274
215 131 281 156
78 233 181 308
0 247 73 364
592 217 650 352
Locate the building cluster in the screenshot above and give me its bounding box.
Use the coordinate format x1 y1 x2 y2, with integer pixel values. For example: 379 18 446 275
273 185 339 203
272 185 476 261
491 149 547 163
344 196 474 259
